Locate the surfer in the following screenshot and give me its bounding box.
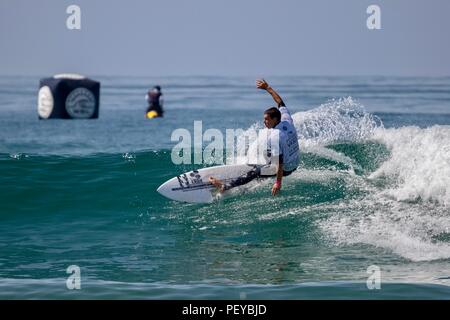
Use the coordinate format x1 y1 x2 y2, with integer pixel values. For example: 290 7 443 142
209 79 300 196
146 86 164 118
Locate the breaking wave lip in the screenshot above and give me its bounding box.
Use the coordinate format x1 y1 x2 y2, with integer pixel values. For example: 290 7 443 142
370 125 450 207
294 97 383 148
304 111 450 262
347 125 449 262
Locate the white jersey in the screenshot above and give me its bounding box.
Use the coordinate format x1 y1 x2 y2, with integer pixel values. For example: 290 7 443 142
268 106 300 172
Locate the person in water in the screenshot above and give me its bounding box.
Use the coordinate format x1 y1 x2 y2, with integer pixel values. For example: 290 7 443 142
146 86 164 118
209 79 300 196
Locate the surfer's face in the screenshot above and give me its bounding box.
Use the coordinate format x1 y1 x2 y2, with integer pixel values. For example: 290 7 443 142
264 113 278 129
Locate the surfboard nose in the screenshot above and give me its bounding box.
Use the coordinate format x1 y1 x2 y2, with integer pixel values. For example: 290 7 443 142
156 183 169 197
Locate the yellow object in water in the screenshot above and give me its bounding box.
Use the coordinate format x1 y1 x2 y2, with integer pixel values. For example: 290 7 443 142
146 111 159 118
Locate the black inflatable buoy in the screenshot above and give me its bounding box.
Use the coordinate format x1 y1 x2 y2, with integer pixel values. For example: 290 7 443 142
37 74 100 119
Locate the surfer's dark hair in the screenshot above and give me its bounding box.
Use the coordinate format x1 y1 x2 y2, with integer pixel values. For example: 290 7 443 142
264 107 281 121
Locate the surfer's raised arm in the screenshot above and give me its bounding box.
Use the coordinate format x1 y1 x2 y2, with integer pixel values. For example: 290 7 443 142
256 79 286 108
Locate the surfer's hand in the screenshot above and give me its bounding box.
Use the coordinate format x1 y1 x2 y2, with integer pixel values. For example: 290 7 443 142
256 79 269 90
272 182 281 196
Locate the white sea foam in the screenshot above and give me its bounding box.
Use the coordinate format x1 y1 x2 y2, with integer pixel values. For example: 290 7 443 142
370 125 450 207
9 153 28 160
315 124 450 262
294 97 382 148
318 197 450 262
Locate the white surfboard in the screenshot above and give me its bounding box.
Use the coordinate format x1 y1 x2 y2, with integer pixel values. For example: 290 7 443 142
157 164 258 203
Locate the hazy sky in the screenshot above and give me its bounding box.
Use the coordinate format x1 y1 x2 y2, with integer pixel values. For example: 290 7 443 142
1 0 449 76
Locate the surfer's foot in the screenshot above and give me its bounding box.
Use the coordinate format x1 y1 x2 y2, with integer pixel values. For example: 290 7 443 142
209 176 225 193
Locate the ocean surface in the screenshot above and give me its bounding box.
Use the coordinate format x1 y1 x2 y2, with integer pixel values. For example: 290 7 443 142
1 76 450 299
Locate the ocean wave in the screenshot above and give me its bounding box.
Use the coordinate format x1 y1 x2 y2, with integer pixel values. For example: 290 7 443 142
234 99 450 262
370 125 450 207
328 125 450 261
2 99 449 265
318 197 450 262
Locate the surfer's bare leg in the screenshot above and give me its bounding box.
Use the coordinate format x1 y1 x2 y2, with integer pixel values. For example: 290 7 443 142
209 167 262 192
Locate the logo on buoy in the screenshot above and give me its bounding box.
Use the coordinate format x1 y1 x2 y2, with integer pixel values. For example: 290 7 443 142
65 88 96 119
38 86 54 119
